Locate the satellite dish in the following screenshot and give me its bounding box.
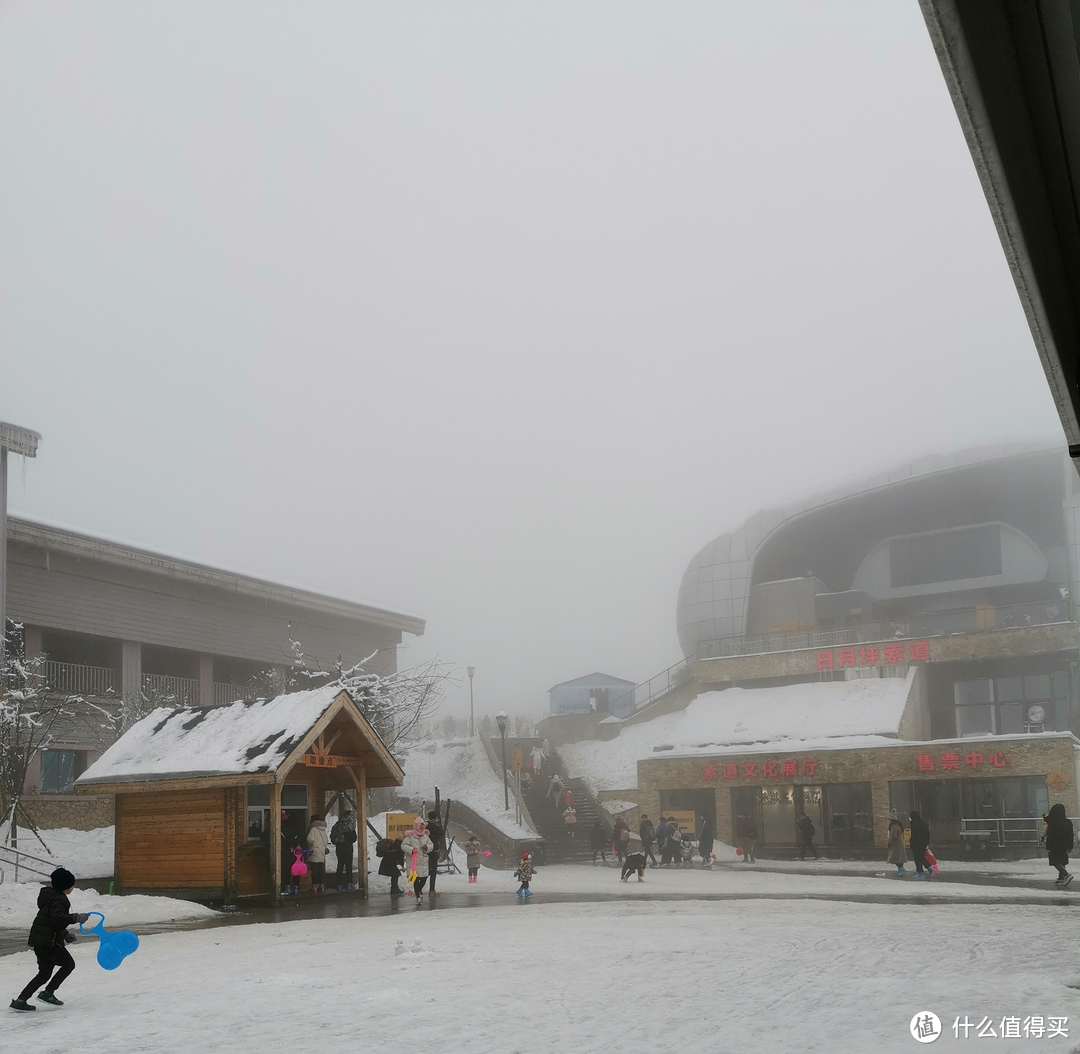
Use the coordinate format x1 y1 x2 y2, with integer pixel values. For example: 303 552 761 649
1027 704 1046 724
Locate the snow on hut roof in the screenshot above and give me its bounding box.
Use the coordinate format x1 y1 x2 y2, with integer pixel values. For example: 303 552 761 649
560 673 914 791
78 684 355 786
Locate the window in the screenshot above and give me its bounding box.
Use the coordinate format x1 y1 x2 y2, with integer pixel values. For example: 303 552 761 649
246 784 308 841
954 672 1070 736
760 786 795 845
39 751 87 795
822 783 874 847
889 524 1002 588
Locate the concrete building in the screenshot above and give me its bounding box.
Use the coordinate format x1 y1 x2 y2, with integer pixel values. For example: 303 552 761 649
547 672 637 718
5 515 424 828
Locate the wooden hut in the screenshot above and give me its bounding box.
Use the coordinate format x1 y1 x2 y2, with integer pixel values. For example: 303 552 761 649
75 685 403 902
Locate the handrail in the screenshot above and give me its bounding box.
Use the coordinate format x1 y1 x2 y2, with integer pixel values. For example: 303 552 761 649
0 842 58 883
959 816 1080 848
607 657 693 717
697 600 1074 660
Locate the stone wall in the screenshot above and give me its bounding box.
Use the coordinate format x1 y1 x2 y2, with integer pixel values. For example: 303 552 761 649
638 734 1078 850
19 794 115 831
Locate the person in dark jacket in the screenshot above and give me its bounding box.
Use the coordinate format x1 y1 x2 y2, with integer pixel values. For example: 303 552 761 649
330 810 358 891
11 868 89 1012
378 838 406 895
639 814 658 866
1043 803 1074 886
796 813 819 860
698 819 715 868
908 811 933 880
425 812 445 896
590 821 609 866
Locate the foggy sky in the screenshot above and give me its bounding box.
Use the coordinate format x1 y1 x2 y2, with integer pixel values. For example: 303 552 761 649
0 1 1065 721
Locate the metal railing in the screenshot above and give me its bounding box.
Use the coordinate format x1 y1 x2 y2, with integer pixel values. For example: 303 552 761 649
0 842 58 884
43 660 117 697
697 600 1074 660
609 657 694 717
213 682 247 706
959 816 1080 847
142 673 200 706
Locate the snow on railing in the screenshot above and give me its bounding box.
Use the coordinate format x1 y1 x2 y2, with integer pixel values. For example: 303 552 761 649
44 660 116 696
142 673 199 706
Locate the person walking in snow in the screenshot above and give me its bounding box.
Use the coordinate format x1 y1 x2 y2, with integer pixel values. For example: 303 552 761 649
464 835 485 883
11 868 90 1012
886 810 907 877
379 837 406 895
612 815 630 863
590 821 609 865
1043 803 1074 887
796 813 819 861
401 817 434 905
547 774 565 811
514 851 534 898
426 811 446 896
654 817 669 863
639 814 657 866
698 818 715 868
305 815 329 893
665 820 683 866
908 811 933 880
736 816 756 863
563 803 578 839
330 809 358 890
531 744 545 779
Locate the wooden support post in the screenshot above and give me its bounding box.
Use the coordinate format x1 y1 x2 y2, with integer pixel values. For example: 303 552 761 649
271 781 282 903
358 765 367 896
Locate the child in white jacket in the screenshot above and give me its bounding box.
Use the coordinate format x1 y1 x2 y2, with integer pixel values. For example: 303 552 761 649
400 817 433 905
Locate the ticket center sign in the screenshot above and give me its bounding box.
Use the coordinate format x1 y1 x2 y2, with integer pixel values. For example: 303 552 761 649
817 640 929 670
386 813 418 840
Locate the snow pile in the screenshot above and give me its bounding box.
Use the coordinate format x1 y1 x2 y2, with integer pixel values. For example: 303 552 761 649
0 882 218 930
0 824 114 879
397 739 536 839
601 800 638 814
78 685 350 784
561 675 913 791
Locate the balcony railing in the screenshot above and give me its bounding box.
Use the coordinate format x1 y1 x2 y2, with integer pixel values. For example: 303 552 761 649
697 600 1074 660
43 660 117 697
960 817 1080 847
142 673 199 706
213 682 248 706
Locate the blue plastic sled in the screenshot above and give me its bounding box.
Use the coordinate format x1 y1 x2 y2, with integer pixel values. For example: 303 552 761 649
78 912 140 970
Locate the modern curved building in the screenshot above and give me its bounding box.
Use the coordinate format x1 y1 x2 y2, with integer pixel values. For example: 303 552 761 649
678 443 1080 662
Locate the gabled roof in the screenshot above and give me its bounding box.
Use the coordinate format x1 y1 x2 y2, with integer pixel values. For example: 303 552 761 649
548 672 637 693
76 684 404 791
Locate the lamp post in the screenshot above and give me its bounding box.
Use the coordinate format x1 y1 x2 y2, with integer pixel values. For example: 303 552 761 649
467 666 475 738
496 710 509 811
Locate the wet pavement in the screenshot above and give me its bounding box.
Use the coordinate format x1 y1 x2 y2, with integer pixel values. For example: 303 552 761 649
1 865 1074 959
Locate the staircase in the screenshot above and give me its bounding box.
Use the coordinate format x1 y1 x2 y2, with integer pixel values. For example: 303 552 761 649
521 764 604 864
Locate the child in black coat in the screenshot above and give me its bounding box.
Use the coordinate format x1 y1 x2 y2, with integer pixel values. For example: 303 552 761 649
12 868 89 1012
621 851 647 882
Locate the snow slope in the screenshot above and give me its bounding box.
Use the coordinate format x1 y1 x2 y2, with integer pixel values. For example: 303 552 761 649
561 675 912 791
0 897 1073 1053
0 883 218 931
397 739 536 838
1 824 114 880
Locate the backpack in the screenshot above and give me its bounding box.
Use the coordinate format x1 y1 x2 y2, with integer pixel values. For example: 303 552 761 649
375 837 392 858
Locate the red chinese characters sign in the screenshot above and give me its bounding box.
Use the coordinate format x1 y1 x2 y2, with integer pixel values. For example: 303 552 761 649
817 640 929 670
703 758 818 782
915 749 1009 774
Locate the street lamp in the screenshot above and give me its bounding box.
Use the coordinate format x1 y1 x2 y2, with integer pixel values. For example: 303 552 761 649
467 666 475 738
496 710 509 811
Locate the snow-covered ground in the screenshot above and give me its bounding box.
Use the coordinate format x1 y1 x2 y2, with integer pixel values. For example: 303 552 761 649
0 895 1074 1052
0 883 219 931
397 738 536 838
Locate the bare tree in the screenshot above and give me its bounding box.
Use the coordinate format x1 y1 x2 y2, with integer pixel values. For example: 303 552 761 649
0 648 81 853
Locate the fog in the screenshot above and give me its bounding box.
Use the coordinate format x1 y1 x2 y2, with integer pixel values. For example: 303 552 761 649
0 1 1064 720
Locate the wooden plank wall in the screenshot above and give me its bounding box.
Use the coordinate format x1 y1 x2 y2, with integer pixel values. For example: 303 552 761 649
116 789 226 890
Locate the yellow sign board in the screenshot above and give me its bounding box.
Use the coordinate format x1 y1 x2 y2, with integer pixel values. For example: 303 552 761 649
302 753 341 769
386 812 418 840
1046 769 1071 792
667 810 696 836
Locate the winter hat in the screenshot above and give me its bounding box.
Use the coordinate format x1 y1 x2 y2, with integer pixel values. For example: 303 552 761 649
411 816 428 836
51 868 75 891
521 850 530 860
888 810 898 821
